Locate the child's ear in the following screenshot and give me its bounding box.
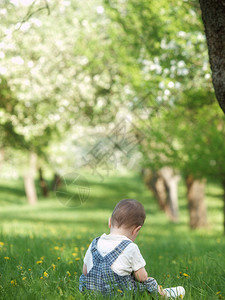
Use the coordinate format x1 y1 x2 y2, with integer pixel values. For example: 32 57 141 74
133 225 142 235
108 217 111 228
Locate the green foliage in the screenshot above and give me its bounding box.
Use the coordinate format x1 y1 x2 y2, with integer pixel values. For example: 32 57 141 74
104 0 210 100
102 0 225 182
0 0 123 157
0 77 27 149
1 0 225 198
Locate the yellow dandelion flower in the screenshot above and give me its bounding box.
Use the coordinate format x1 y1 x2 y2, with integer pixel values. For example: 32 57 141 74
75 258 80 261
183 273 189 277
52 264 56 270
40 256 45 260
36 260 43 264
44 271 48 278
57 257 61 261
81 247 85 251
72 253 77 257
4 257 10 260
180 295 183 299
74 247 79 252
11 279 17 286
54 246 59 250
40 276 43 280
216 291 221 295
74 272 77 276
66 271 71 277
0 242 4 247
167 274 170 278
117 289 123 293
28 269 31 272
22 277 26 281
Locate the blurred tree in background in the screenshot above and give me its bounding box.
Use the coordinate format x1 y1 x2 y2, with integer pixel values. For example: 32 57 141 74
103 0 225 230
0 0 224 231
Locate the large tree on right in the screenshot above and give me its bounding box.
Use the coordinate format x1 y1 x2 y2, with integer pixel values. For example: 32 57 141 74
199 0 225 114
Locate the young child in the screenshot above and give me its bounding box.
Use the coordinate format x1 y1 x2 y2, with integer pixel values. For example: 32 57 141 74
79 199 185 298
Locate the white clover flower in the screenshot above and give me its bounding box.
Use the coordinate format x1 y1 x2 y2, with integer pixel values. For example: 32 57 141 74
96 6 104 14
11 56 24 65
168 81 174 88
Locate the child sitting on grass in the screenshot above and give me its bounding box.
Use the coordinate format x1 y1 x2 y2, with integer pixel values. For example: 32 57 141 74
79 199 185 298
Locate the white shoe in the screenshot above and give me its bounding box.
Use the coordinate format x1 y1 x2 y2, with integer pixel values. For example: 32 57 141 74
163 286 185 298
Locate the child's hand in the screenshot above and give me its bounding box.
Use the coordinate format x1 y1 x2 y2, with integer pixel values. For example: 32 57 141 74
82 263 87 276
158 285 167 298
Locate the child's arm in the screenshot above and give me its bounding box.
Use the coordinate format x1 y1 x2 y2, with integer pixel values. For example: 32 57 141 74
82 263 87 276
135 267 166 296
82 242 92 276
134 267 148 282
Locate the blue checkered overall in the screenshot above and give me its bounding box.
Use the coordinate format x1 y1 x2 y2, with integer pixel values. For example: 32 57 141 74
79 237 158 296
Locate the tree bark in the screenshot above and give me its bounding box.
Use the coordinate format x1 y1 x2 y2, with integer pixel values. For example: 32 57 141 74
143 168 169 210
38 167 48 197
160 167 180 222
52 173 62 191
143 168 179 221
24 152 38 205
199 0 225 113
186 175 208 229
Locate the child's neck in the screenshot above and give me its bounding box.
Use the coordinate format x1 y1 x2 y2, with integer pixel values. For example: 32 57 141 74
110 226 134 241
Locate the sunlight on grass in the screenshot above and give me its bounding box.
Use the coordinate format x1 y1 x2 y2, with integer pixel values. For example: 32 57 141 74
0 172 225 299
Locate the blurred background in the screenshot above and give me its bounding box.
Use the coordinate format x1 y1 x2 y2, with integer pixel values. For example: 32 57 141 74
0 0 225 233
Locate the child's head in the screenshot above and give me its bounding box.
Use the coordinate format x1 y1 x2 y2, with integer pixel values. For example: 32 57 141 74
110 199 146 230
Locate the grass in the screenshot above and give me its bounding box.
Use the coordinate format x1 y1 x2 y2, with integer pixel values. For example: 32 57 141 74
0 171 225 299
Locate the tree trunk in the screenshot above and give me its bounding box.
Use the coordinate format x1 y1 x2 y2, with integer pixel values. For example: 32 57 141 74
143 168 174 220
186 175 207 229
24 152 38 205
160 167 180 222
52 173 62 191
38 167 48 197
199 0 225 113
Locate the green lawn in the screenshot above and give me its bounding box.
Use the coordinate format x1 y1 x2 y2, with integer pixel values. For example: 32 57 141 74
0 172 224 299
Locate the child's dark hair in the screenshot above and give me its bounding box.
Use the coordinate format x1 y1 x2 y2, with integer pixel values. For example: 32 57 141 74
111 199 146 229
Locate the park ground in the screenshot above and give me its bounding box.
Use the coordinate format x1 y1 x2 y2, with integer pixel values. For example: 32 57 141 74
0 171 225 299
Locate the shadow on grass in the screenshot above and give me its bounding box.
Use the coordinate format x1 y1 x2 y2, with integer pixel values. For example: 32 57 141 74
206 192 224 198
